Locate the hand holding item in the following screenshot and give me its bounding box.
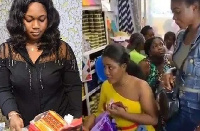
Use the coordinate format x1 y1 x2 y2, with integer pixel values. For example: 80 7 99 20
107 101 127 117
195 125 200 131
111 101 127 110
82 126 89 131
105 100 127 111
9 111 24 131
161 73 175 91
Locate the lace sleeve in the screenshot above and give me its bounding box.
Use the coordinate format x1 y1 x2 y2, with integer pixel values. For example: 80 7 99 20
63 42 79 71
59 42 82 118
0 43 8 59
0 43 18 117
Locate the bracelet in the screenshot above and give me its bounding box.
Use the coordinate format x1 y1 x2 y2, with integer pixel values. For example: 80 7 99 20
8 112 21 121
195 125 200 131
165 67 176 74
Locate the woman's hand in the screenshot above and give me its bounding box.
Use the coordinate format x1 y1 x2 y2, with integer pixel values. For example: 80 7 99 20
60 126 81 131
82 114 95 131
195 125 200 131
107 104 126 117
9 112 24 131
82 126 90 131
161 73 175 91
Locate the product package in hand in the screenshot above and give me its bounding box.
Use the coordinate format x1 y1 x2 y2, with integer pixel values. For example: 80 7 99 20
28 110 82 131
104 99 127 111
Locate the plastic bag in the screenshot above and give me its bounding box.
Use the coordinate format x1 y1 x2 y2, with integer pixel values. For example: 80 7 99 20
91 112 117 131
136 125 148 131
0 122 5 131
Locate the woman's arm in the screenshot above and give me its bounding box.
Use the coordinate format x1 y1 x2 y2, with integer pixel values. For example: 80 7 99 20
0 43 19 116
162 59 177 90
0 43 24 130
83 114 96 130
83 81 108 129
139 60 150 80
62 43 82 118
114 81 158 125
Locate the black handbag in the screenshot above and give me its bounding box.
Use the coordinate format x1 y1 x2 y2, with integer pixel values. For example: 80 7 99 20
156 54 188 122
156 85 179 121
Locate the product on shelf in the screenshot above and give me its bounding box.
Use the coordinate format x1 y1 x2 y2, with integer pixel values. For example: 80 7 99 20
89 92 101 114
82 0 101 6
82 35 91 53
82 86 85 98
82 8 106 114
83 10 107 49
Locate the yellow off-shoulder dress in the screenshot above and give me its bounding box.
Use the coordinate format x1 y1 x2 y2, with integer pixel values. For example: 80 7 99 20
94 80 155 131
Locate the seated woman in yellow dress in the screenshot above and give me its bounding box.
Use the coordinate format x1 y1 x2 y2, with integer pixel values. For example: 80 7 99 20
83 44 158 131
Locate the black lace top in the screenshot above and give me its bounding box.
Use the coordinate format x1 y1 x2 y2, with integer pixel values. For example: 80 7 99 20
0 41 82 126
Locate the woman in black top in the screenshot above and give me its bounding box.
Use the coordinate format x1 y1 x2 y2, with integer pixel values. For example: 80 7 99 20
0 0 82 130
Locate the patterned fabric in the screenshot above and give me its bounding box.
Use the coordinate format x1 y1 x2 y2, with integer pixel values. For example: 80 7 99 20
143 56 172 96
130 0 141 32
118 0 134 34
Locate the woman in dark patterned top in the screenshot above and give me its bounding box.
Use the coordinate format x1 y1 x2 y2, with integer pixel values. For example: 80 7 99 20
139 37 175 131
0 0 82 130
139 37 174 97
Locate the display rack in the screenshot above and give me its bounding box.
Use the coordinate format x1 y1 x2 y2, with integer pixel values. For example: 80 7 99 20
83 45 107 56
82 4 108 115
82 5 102 11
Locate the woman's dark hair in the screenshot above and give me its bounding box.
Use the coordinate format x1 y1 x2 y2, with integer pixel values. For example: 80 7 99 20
102 44 144 79
144 37 164 56
127 33 145 50
172 0 200 6
6 0 60 54
140 25 153 36
164 31 176 41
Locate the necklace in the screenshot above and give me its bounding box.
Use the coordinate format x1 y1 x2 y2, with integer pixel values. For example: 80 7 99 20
26 42 41 52
26 47 38 52
31 47 37 51
114 75 129 88
26 44 39 52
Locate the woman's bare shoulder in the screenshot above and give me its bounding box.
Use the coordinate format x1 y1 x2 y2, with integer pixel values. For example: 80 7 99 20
129 76 149 88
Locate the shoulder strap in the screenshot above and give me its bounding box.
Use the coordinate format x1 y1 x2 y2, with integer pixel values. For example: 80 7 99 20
172 44 191 99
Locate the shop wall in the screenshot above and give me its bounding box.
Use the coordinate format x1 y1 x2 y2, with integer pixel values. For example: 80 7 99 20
143 0 180 38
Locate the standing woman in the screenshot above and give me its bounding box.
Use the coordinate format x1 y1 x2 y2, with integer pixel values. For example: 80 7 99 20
164 0 200 130
0 0 82 130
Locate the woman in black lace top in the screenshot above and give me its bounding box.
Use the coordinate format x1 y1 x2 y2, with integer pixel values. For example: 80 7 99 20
0 0 82 130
